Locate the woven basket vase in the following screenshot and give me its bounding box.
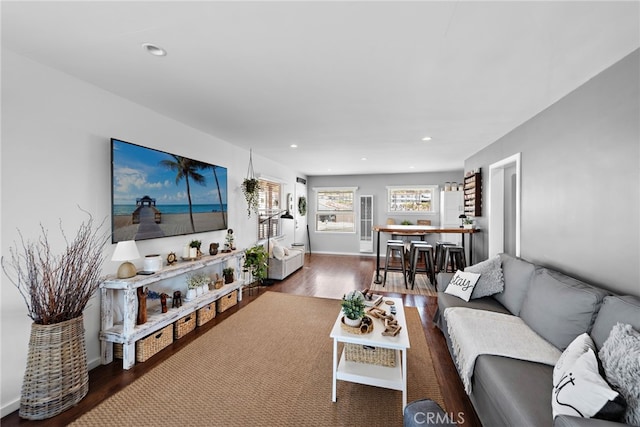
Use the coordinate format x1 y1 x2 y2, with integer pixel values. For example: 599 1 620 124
19 315 89 420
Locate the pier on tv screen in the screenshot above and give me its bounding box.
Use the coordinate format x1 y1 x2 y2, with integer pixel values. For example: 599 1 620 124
111 138 228 243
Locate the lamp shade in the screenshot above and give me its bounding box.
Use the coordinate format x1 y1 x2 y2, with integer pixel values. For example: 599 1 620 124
112 241 140 279
112 240 140 262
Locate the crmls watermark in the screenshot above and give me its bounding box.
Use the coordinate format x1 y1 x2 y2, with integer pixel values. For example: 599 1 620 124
412 411 465 425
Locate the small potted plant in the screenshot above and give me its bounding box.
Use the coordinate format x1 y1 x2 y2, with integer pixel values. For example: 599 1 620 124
243 244 268 285
341 291 366 327
222 267 234 284
463 218 474 229
186 273 209 298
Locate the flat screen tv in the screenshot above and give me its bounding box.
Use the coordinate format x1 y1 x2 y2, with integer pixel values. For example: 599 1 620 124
111 138 228 243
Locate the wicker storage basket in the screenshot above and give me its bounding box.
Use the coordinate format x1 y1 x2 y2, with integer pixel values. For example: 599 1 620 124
135 325 173 363
19 316 89 420
174 313 196 339
114 342 123 359
344 343 396 367
197 302 216 326
217 290 238 313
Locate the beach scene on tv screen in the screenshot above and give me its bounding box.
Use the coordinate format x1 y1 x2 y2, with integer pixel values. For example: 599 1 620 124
112 139 228 242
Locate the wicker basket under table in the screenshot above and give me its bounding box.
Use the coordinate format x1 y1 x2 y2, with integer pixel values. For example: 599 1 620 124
344 343 397 367
135 325 173 363
217 290 238 313
174 313 196 339
197 302 216 326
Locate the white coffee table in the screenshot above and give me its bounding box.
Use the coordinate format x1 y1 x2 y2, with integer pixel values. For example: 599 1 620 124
329 297 411 408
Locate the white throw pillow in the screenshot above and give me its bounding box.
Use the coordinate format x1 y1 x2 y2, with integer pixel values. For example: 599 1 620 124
465 255 505 299
272 245 286 261
599 323 640 425
444 271 481 302
554 333 596 383
552 348 620 419
283 247 290 256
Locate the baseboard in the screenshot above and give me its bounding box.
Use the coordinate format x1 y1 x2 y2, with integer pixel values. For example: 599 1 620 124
307 250 377 257
1 398 19 418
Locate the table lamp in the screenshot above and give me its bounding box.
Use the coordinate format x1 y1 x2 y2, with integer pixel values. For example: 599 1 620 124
458 214 467 228
112 240 140 278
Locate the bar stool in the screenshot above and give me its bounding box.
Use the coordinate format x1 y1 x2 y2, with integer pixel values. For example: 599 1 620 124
435 241 456 272
383 241 408 288
408 241 436 287
444 245 466 272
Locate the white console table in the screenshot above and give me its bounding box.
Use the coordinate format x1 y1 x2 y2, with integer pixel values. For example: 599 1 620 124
100 250 245 370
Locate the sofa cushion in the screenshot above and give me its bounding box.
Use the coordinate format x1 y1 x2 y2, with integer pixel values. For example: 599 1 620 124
272 245 286 260
599 322 640 425
444 271 480 302
591 295 640 350
465 255 505 299
552 348 622 421
519 268 609 350
471 355 554 427
495 253 536 315
553 333 596 383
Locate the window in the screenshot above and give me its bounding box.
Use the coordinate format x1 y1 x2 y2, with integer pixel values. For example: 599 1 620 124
258 180 282 240
315 187 356 232
387 185 437 213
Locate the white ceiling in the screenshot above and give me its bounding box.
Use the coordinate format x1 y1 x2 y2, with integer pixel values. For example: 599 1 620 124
3 1 639 176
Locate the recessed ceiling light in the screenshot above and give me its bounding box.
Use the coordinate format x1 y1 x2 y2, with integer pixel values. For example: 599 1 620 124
361 157 367 161
421 136 432 141
409 166 415 169
142 43 167 57
290 144 298 148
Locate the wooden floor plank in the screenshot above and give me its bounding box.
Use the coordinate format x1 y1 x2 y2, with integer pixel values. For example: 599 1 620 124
1 253 480 426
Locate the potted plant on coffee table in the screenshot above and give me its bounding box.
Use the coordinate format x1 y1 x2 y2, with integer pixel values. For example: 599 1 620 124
341 291 366 327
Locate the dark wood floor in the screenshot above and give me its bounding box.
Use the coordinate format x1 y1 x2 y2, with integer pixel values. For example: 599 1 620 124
2 254 480 426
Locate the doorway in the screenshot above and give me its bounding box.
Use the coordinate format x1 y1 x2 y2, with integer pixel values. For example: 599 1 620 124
488 153 521 258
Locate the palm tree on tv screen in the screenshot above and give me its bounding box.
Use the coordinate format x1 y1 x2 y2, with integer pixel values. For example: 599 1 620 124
207 164 227 229
160 155 205 233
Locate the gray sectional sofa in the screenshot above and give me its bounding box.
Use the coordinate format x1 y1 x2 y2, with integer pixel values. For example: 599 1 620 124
434 253 640 427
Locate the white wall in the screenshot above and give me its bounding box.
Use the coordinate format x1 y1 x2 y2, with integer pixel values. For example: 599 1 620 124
0 50 306 416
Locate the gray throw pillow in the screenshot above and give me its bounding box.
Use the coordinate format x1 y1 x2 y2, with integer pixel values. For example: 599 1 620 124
599 322 640 425
465 255 504 299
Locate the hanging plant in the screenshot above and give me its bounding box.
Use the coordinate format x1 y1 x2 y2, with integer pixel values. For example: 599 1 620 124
298 196 307 216
242 178 260 218
242 149 260 218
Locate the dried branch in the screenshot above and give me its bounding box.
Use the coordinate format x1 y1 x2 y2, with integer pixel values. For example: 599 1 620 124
2 210 109 325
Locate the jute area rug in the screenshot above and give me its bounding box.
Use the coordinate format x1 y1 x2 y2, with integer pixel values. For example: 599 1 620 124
369 271 438 296
72 292 444 426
